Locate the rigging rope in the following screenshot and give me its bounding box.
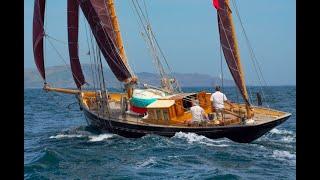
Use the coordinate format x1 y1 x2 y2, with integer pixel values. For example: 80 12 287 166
44 34 92 57
105 1 136 78
46 36 84 89
130 0 181 92
128 1 162 89
130 0 161 74
81 12 97 91
134 0 175 78
231 0 270 107
218 12 250 105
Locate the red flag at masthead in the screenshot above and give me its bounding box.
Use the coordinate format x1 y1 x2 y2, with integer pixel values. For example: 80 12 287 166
212 0 220 9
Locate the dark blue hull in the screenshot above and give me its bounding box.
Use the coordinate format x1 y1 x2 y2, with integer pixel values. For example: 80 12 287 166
81 106 290 143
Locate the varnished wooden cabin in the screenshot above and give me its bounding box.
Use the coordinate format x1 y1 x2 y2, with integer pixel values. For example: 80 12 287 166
80 91 246 127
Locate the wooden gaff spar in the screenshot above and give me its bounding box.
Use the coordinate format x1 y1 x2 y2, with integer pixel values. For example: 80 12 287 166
32 0 291 143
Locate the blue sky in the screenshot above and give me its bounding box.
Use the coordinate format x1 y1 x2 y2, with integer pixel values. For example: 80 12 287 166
24 0 296 86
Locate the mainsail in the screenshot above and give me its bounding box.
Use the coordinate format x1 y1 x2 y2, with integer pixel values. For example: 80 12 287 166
106 0 128 64
78 0 133 82
67 0 85 89
213 0 250 105
32 0 46 80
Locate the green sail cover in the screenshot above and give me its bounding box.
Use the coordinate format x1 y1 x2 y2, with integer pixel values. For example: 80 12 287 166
130 97 157 108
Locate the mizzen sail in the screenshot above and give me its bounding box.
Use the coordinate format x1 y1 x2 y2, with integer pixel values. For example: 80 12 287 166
78 0 133 82
213 0 250 105
67 0 85 89
32 0 46 80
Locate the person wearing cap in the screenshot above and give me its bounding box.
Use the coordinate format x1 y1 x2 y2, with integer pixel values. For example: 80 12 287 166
210 86 231 119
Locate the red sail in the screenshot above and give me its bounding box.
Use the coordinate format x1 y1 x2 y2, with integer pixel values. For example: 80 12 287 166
67 0 85 89
32 0 46 80
216 0 250 104
78 0 132 82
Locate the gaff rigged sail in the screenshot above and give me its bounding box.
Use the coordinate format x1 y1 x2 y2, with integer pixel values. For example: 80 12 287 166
32 0 46 80
213 0 250 105
78 0 133 82
67 0 85 89
106 0 128 64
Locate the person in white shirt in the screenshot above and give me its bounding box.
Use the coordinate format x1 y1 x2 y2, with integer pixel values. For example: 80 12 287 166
210 86 231 119
186 99 208 125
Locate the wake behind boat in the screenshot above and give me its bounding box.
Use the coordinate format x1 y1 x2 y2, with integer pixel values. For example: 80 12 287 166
32 0 291 143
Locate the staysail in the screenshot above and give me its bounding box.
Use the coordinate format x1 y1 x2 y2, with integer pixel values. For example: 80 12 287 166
67 0 85 89
213 0 250 105
78 0 133 82
32 0 46 80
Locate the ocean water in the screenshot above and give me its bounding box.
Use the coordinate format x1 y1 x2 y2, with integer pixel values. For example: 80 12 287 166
24 86 296 179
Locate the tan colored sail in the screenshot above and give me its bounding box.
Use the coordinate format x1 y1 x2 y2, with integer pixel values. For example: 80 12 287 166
215 0 253 118
106 0 137 98
106 0 127 64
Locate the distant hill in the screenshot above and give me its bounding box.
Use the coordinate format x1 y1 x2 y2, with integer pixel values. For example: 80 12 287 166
24 64 235 88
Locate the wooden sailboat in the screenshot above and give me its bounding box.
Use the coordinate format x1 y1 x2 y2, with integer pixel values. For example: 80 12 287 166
32 0 291 143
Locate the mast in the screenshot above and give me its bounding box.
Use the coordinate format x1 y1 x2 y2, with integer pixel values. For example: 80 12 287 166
130 0 177 93
105 0 137 98
213 0 254 118
146 25 173 93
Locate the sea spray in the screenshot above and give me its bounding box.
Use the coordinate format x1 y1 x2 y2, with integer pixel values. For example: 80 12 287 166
88 134 114 142
173 132 230 147
270 128 294 135
50 134 84 139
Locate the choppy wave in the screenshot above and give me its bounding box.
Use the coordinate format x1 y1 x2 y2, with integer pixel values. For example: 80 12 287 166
49 132 115 143
272 150 296 163
136 157 157 168
270 128 294 135
25 87 296 179
49 134 84 139
267 128 296 144
173 132 230 147
88 134 114 142
280 136 295 143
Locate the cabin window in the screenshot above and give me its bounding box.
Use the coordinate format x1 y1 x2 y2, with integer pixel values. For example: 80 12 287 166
148 110 155 119
156 109 162 120
163 110 169 121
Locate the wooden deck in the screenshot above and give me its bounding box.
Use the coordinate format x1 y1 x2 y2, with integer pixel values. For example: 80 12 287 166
82 93 286 128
